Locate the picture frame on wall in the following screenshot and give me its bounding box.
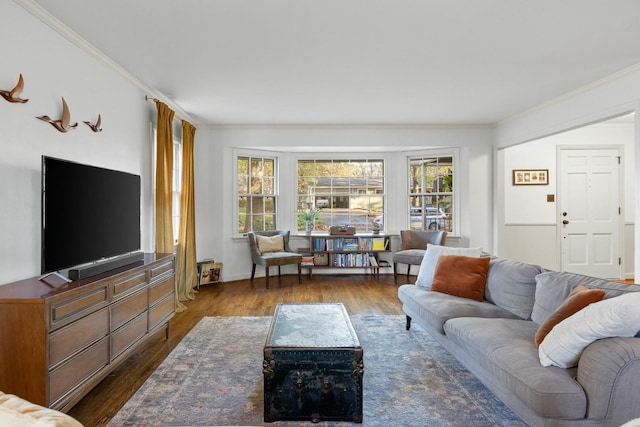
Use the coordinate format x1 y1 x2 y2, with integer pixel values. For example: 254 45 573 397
512 169 549 186
198 261 223 286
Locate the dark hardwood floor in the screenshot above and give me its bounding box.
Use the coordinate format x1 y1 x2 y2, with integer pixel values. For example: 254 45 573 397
68 273 405 426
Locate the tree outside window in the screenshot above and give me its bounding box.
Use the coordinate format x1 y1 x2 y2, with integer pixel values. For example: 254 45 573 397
297 159 384 233
408 155 454 232
237 156 277 233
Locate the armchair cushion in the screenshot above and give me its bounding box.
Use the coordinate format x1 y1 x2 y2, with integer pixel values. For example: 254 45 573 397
256 234 285 254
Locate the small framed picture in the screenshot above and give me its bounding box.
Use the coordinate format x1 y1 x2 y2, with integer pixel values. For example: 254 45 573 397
199 262 223 285
512 169 549 186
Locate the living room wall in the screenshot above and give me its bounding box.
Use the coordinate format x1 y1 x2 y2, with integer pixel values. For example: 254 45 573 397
502 119 635 275
194 125 494 282
0 2 156 284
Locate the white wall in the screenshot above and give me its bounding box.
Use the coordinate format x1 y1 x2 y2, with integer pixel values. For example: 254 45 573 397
501 121 635 274
194 126 494 282
495 65 640 276
0 2 156 284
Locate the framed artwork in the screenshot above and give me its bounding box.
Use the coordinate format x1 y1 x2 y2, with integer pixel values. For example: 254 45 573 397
512 169 549 186
199 261 223 285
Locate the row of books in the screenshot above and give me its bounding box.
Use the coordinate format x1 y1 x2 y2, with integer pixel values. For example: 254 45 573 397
331 253 378 267
312 237 388 251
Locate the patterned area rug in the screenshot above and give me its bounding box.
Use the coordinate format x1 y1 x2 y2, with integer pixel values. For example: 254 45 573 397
108 315 525 427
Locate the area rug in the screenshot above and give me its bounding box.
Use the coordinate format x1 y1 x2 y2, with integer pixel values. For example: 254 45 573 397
107 315 525 427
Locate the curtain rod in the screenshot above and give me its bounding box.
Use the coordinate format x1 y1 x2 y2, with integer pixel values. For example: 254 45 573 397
145 95 193 124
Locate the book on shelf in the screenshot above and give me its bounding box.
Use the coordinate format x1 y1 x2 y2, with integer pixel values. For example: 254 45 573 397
372 237 388 251
368 255 378 267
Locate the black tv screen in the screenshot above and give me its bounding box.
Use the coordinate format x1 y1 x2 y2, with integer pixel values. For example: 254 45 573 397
41 156 141 274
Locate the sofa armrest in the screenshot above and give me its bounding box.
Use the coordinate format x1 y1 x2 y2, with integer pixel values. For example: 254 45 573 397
577 337 640 423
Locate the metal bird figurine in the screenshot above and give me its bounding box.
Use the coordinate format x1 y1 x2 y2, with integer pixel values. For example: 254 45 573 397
0 74 29 103
37 97 78 133
84 114 102 132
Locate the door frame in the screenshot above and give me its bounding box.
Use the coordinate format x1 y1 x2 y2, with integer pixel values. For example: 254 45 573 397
556 144 625 278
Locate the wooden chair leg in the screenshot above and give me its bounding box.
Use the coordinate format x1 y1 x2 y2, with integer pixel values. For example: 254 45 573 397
265 266 270 289
393 262 398 284
251 264 256 281
297 264 302 283
278 266 282 283
406 265 411 278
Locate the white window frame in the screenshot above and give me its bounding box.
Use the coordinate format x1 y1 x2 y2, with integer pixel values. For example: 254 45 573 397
406 148 459 236
233 149 279 237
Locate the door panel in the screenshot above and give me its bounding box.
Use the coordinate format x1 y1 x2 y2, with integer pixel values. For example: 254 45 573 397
560 148 621 278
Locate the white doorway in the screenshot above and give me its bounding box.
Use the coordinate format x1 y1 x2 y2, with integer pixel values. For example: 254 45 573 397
559 147 623 278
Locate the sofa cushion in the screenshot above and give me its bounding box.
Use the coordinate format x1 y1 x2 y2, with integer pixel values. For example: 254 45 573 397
0 392 83 427
430 255 490 301
534 285 605 347
443 317 587 420
539 292 640 368
531 271 638 325
484 257 541 320
415 244 482 289
256 234 285 254
398 284 519 334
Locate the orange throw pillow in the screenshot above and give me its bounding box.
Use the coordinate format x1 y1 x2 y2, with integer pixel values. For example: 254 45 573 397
534 285 606 347
430 255 491 302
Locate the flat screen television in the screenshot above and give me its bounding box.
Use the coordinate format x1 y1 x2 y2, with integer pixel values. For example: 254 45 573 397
41 156 141 276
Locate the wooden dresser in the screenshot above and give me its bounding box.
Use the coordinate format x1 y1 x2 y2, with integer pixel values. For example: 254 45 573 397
0 253 175 412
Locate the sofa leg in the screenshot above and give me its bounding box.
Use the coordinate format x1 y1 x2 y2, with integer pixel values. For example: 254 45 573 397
406 315 412 330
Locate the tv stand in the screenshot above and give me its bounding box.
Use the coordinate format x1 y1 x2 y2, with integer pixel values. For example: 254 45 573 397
68 251 145 280
0 253 175 413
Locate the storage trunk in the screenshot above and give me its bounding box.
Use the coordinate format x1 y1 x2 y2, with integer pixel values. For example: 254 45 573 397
263 303 364 423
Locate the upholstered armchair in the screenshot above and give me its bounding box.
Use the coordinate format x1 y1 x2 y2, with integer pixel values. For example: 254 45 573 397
248 230 302 289
393 230 447 283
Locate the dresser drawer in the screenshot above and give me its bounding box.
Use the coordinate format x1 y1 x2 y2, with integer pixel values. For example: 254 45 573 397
111 311 148 360
111 289 147 332
149 274 174 306
49 285 109 330
49 308 109 369
112 270 147 301
49 336 109 406
149 293 175 331
150 259 174 280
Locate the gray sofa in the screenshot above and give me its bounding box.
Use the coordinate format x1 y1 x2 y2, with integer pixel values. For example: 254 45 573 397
398 256 640 427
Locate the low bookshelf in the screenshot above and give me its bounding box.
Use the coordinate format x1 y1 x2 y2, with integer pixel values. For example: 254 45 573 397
301 234 391 278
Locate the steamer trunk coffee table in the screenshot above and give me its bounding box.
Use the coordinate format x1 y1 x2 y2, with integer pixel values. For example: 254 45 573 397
263 303 364 423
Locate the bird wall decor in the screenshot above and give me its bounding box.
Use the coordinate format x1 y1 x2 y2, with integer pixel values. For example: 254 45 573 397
0 74 29 103
37 97 78 133
84 114 102 132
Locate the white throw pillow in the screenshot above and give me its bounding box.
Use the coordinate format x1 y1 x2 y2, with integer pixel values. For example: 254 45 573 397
414 244 482 289
539 292 640 368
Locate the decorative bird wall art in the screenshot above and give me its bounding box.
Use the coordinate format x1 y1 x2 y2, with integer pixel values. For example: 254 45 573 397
84 114 102 132
0 74 29 103
37 97 78 133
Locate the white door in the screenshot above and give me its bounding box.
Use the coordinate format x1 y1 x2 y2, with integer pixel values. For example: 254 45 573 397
559 148 622 278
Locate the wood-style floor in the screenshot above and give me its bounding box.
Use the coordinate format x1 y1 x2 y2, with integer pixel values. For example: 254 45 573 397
67 273 404 426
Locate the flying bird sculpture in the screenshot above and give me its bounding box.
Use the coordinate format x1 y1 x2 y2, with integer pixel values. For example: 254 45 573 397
84 114 102 132
0 74 29 103
37 97 78 133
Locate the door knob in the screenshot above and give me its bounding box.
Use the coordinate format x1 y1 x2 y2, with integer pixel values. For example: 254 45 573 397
562 220 569 225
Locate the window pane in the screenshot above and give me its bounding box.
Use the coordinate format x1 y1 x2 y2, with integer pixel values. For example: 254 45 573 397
407 155 454 232
297 158 384 233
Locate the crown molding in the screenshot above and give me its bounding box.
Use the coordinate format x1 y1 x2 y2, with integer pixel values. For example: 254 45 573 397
14 0 196 124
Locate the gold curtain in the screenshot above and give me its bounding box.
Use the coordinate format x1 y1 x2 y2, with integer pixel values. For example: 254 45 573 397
154 101 175 254
175 120 197 310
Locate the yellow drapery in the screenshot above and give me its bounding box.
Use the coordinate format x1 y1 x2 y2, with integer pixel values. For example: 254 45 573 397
154 101 175 253
175 120 197 309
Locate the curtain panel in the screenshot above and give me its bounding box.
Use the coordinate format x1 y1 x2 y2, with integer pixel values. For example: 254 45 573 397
175 120 197 309
154 102 175 253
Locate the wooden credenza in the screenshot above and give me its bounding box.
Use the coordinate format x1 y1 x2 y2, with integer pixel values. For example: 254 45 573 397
0 253 176 412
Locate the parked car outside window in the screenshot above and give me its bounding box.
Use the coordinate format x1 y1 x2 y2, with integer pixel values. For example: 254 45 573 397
374 207 447 230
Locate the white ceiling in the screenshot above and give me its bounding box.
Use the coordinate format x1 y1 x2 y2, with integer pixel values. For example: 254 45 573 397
26 0 640 126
